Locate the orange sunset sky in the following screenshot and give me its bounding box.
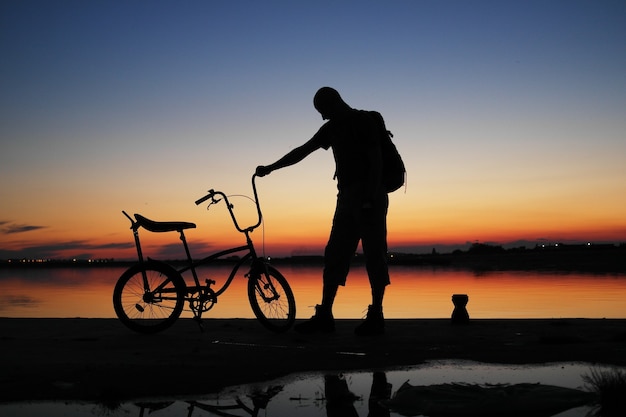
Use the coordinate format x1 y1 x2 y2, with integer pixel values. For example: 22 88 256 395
2 1 625 261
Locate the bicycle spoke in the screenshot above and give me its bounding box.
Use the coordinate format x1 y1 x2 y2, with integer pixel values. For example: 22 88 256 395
248 266 296 332
113 263 185 334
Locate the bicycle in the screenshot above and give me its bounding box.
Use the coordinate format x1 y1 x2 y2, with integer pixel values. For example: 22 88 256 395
134 385 283 417
113 174 296 334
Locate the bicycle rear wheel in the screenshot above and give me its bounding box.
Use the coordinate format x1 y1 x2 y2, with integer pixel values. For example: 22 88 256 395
113 262 186 334
248 265 296 333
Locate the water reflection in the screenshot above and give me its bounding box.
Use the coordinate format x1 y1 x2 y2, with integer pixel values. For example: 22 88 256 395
3 361 622 417
324 374 360 417
186 385 283 417
324 372 391 417
1 265 626 318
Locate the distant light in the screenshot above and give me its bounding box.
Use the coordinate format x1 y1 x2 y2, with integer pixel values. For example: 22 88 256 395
587 242 592 246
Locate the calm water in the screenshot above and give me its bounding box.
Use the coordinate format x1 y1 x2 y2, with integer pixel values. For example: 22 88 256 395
2 265 625 416
1 265 625 319
2 361 623 416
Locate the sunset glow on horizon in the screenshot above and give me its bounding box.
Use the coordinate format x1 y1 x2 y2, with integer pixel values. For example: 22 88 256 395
2 1 625 261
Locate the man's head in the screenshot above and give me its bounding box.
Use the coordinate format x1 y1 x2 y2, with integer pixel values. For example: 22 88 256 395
313 87 350 120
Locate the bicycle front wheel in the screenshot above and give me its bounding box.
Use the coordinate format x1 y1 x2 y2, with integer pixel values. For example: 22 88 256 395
248 265 296 333
113 262 186 334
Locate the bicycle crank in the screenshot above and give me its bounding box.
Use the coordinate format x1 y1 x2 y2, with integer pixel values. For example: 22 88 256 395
190 288 217 314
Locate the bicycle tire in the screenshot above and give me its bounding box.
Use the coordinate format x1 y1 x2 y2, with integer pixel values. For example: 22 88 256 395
113 262 186 334
248 265 296 333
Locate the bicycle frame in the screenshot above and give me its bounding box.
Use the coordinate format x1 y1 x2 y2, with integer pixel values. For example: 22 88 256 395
115 174 295 334
123 175 267 315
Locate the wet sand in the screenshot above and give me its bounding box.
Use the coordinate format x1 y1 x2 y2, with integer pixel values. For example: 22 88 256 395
1 318 625 402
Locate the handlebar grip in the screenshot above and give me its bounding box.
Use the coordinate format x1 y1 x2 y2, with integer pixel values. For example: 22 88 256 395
195 190 215 205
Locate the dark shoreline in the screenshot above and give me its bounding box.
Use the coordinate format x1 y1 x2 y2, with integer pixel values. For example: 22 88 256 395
3 243 624 273
1 318 625 403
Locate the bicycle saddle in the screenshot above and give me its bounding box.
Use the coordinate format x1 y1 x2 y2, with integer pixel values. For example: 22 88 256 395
134 214 196 233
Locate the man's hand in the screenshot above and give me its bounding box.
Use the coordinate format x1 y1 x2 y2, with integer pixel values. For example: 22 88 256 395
255 165 272 177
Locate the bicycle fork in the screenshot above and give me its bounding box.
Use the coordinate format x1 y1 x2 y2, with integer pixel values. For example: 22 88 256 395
247 260 280 303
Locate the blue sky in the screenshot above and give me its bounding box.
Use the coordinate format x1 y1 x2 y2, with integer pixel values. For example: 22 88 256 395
1 0 625 259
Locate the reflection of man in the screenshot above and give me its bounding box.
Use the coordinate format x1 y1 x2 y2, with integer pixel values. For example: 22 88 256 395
324 374 359 417
368 372 392 417
323 372 392 417
256 87 390 336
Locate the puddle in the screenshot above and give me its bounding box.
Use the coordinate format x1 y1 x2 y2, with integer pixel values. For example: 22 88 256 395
1 360 623 416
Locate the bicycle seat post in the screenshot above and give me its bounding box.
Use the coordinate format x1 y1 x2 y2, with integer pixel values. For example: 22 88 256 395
125 214 146 264
178 229 201 287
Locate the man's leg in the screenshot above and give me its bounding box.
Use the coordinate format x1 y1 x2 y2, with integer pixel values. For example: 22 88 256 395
370 284 386 309
294 199 359 334
321 282 339 309
355 194 389 336
320 198 360 310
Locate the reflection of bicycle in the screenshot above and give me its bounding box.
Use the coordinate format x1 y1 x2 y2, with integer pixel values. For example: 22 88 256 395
113 174 296 334
189 385 283 417
134 385 283 417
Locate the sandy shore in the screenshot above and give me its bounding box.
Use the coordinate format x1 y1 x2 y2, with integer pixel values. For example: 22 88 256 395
1 318 625 403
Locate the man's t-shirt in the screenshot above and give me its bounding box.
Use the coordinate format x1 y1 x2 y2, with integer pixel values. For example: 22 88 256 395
311 109 385 198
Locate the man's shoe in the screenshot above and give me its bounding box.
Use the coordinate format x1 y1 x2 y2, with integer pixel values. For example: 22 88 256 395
354 305 385 336
294 305 335 334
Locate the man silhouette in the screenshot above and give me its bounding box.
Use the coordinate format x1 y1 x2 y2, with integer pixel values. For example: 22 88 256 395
256 87 390 335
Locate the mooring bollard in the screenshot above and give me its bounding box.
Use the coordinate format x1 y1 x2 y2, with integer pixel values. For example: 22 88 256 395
451 294 470 325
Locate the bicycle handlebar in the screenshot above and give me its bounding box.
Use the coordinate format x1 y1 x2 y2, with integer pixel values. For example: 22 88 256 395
194 190 215 206
195 174 263 234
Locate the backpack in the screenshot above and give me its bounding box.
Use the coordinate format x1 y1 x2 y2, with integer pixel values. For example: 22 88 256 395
374 113 406 193
347 110 406 193
381 129 406 192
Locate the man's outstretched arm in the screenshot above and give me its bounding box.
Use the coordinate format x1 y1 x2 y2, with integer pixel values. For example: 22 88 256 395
256 138 321 177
